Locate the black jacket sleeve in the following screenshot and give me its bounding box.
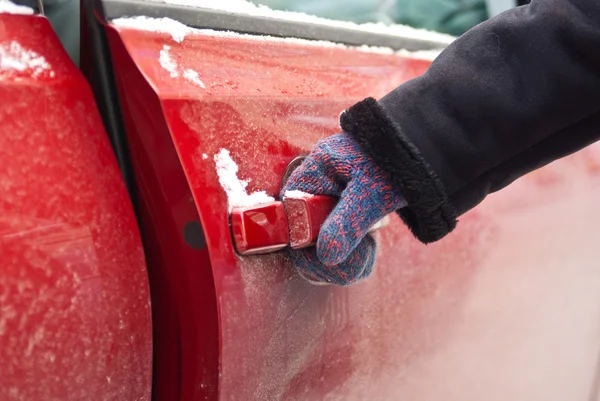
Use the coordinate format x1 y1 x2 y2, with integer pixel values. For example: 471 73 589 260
340 0 600 243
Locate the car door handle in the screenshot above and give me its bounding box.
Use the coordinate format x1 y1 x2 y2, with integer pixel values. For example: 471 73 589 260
230 195 389 256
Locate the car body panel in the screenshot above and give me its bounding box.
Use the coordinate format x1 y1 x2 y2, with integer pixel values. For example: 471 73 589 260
0 14 152 400
104 18 600 401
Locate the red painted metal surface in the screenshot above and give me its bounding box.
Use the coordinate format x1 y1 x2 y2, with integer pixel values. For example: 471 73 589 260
106 21 600 401
0 15 152 401
231 202 289 255
101 24 220 401
283 195 337 249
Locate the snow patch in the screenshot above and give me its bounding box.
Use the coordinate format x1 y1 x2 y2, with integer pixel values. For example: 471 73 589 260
0 0 34 14
283 190 313 200
112 16 193 42
214 149 274 210
111 16 442 59
183 68 206 88
158 0 454 44
202 153 208 160
396 49 441 61
159 45 179 77
0 41 53 77
159 44 207 86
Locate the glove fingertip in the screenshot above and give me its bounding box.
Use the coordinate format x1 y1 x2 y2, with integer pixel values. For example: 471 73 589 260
316 228 351 266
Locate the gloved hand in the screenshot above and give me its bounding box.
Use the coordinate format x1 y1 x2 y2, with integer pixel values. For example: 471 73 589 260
281 133 407 286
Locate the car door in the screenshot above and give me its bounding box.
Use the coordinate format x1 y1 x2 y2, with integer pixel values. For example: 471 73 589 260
82 1 600 400
0 7 152 401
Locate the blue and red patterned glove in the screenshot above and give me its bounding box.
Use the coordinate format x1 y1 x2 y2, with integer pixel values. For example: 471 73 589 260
282 133 407 286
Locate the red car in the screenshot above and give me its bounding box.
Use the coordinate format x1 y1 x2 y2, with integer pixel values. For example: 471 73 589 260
2 1 600 400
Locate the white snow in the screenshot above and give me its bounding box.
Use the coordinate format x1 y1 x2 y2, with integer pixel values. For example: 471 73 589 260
0 0 34 14
183 68 206 88
0 41 53 77
159 44 207 86
283 190 313 200
111 16 443 60
396 49 441 61
157 0 455 44
159 45 178 77
202 153 208 160
112 16 193 42
214 149 274 211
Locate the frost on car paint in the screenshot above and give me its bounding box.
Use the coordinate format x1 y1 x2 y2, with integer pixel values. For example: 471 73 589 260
0 41 54 78
0 16 152 399
99 7 600 400
0 0 34 14
214 149 274 211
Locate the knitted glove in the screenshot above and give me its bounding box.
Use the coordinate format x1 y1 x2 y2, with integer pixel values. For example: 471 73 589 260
282 133 407 286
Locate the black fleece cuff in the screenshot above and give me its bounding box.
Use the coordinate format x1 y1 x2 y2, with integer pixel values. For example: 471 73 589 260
340 97 457 243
